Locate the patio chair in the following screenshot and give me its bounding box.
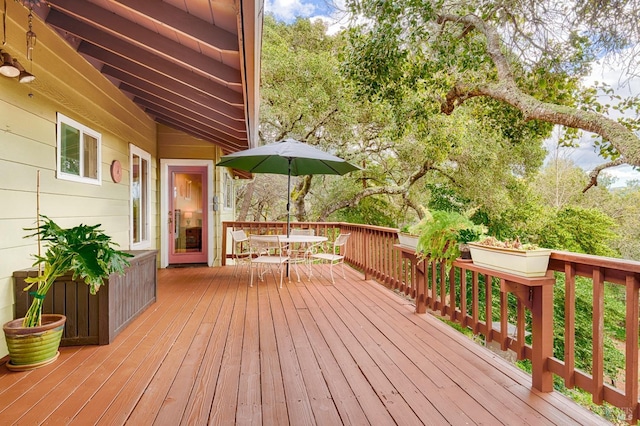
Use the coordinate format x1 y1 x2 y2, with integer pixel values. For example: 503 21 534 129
248 235 294 288
231 230 251 276
287 228 318 280
310 233 350 284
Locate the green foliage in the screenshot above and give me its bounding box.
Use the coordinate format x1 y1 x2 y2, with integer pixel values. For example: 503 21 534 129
415 209 486 271
329 196 396 227
559 385 628 423
426 184 468 214
22 216 132 328
538 206 619 256
553 275 625 386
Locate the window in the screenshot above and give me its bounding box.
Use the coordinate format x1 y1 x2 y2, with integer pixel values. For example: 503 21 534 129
224 172 233 209
130 144 151 248
56 113 102 185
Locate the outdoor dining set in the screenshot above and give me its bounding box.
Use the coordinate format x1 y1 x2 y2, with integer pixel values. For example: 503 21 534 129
230 229 351 288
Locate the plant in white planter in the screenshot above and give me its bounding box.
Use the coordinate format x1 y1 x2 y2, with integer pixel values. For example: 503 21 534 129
397 207 435 250
3 215 132 370
468 236 552 278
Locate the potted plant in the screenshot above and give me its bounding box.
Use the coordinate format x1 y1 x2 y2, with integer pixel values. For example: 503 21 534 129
397 225 420 249
457 227 483 260
397 206 435 250
415 209 486 272
3 215 132 371
468 236 552 278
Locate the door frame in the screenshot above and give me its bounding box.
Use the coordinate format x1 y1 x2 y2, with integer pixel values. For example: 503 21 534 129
160 159 214 268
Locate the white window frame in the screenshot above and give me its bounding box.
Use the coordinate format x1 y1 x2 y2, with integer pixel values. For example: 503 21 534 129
56 112 102 185
224 171 233 210
130 144 152 249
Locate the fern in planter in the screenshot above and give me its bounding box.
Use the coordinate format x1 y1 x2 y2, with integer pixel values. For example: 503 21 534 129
21 215 133 328
416 210 486 272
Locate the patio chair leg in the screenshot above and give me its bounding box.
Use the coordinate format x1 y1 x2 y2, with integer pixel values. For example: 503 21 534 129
279 265 284 288
293 263 301 283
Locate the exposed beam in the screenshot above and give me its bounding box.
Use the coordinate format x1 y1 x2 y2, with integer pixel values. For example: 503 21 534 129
154 116 247 151
79 42 243 106
119 83 246 133
46 8 241 86
112 0 238 53
102 65 245 121
133 98 247 141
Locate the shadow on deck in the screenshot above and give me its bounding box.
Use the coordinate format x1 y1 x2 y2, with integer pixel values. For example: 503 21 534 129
0 265 607 424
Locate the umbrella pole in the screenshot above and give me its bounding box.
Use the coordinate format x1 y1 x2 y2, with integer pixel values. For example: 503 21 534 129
286 159 292 277
286 160 292 237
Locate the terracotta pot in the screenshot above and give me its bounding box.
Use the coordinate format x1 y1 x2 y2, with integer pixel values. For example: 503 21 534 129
459 243 472 259
3 314 66 371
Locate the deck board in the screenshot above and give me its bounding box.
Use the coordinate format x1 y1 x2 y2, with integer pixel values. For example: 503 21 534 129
0 265 610 425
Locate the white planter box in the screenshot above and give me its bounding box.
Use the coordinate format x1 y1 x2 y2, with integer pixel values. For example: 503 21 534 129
397 232 419 250
468 243 551 278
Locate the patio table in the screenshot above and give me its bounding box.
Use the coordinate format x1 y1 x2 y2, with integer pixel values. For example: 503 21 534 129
279 234 328 280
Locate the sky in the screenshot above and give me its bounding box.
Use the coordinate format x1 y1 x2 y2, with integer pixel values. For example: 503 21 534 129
263 0 640 188
264 0 347 32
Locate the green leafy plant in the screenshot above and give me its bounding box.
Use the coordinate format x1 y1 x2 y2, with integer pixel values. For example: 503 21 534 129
405 207 433 236
416 209 486 271
21 215 133 328
458 228 483 244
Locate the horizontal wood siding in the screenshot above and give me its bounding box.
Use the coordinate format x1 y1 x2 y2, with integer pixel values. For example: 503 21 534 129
0 0 158 358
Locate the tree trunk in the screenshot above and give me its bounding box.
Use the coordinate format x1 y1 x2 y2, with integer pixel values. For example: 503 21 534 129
293 175 312 221
237 179 255 221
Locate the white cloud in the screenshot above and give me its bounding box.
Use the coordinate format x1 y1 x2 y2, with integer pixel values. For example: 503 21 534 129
265 0 349 33
546 132 640 188
546 56 640 188
309 0 349 35
265 0 317 22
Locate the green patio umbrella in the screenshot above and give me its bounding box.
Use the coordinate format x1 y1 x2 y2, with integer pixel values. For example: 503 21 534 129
216 138 360 236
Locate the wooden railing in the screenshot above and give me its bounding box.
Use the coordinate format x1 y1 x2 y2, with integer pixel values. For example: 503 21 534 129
222 221 640 423
547 252 640 422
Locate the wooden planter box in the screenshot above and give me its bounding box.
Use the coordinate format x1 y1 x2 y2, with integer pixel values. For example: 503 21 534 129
13 250 157 346
468 243 551 278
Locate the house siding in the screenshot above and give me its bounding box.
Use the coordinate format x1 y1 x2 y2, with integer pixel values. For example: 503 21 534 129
0 1 157 358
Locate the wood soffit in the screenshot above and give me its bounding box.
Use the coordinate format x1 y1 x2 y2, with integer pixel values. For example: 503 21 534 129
32 0 261 152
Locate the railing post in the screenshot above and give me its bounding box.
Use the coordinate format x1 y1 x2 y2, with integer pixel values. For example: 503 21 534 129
221 222 228 266
415 259 426 314
501 272 555 392
364 229 371 280
531 282 554 392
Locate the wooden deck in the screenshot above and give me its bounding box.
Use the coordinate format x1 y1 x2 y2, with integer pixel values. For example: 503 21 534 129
0 265 608 425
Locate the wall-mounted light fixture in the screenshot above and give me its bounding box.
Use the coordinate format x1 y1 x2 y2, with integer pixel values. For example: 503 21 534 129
0 51 20 77
14 58 34 83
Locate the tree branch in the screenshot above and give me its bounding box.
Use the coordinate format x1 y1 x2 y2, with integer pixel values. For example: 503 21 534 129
582 158 627 192
304 108 340 141
437 13 640 168
318 161 434 220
